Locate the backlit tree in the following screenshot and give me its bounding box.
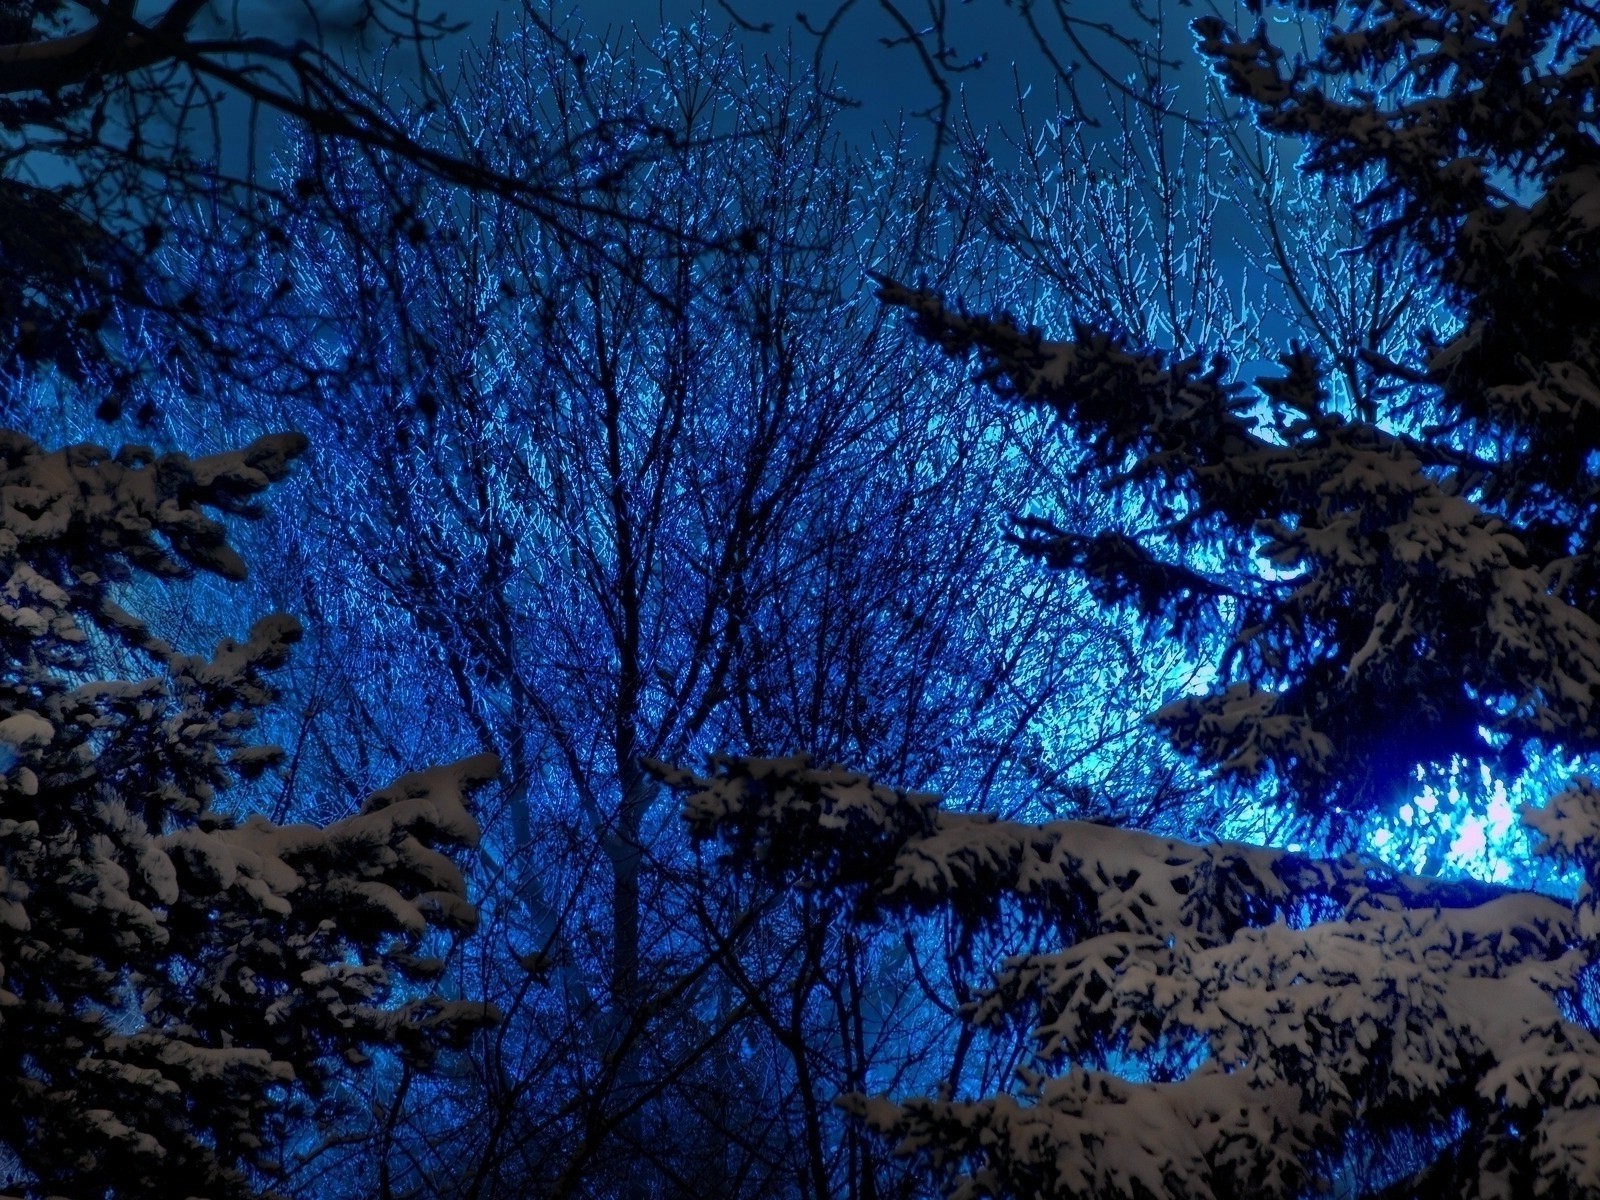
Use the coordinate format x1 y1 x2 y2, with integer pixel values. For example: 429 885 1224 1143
664 2 1600 1196
0 430 496 1200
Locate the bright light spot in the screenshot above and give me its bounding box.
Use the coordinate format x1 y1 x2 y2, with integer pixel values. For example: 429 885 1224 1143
1486 789 1513 840
1450 817 1486 860
1182 663 1217 697
1362 754 1583 898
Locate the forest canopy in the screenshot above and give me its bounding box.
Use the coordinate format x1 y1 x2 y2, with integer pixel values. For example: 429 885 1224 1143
2 1 1599 1199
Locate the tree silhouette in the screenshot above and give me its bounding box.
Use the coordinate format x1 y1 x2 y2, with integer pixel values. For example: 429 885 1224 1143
665 1 1600 1196
0 429 496 1199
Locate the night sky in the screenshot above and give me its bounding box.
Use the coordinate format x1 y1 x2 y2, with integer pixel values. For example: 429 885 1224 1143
436 1 1183 159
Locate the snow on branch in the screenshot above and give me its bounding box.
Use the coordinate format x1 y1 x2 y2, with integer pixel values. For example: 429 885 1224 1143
659 754 1599 1199
0 430 500 1198
874 282 1600 829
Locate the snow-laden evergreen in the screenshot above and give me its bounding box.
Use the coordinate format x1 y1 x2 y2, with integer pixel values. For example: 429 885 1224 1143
878 283 1600 835
662 755 1600 1197
667 1 1600 1196
0 432 497 1200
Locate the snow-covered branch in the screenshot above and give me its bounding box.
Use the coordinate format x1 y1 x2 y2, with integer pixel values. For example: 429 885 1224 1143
661 754 1599 1198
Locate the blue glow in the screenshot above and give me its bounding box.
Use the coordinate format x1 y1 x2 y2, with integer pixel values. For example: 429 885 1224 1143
1557 959 1600 1036
1095 1035 1211 1084
1356 756 1584 898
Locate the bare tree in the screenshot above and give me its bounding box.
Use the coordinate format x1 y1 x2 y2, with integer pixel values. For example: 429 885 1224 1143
0 0 748 427
135 16 1175 1197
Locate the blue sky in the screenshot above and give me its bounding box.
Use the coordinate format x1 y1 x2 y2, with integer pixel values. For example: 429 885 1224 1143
433 1 1188 154
153 1 1202 197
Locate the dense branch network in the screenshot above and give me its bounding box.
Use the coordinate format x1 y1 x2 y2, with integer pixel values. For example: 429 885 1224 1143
875 282 1600 832
0 430 498 1199
661 754 1600 1199
659 3 1600 1198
